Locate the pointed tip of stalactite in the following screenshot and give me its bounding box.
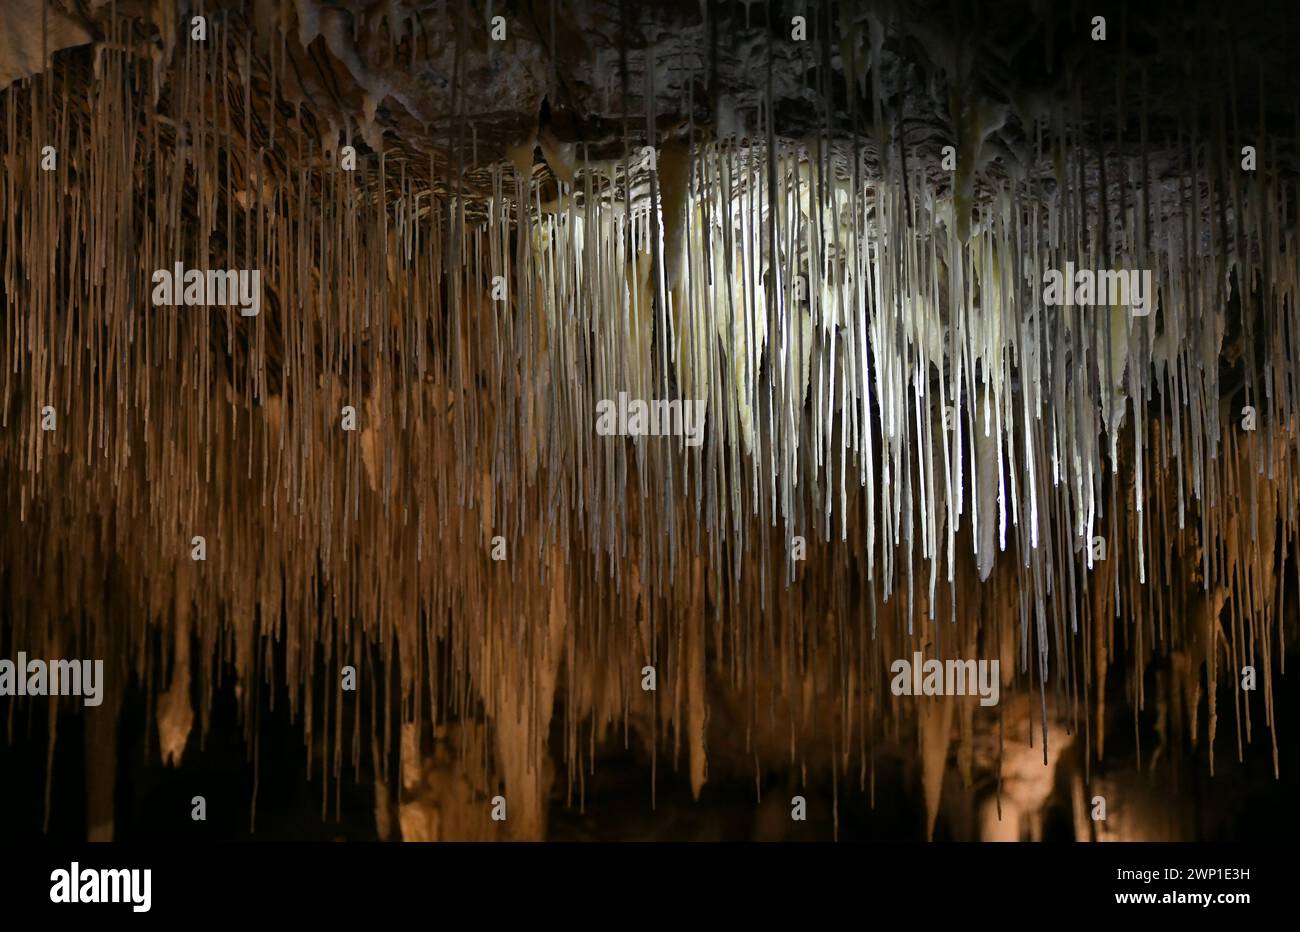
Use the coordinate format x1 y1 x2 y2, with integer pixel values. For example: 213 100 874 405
538 129 576 186
1 2 1297 840
920 698 955 841
507 136 537 181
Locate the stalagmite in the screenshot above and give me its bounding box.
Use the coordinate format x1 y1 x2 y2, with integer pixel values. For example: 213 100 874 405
156 607 194 767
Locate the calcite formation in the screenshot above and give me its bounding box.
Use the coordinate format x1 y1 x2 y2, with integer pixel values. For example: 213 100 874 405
0 0 1296 841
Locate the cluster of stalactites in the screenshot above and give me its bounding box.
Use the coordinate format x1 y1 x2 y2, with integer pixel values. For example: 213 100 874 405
1 30 1296 838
